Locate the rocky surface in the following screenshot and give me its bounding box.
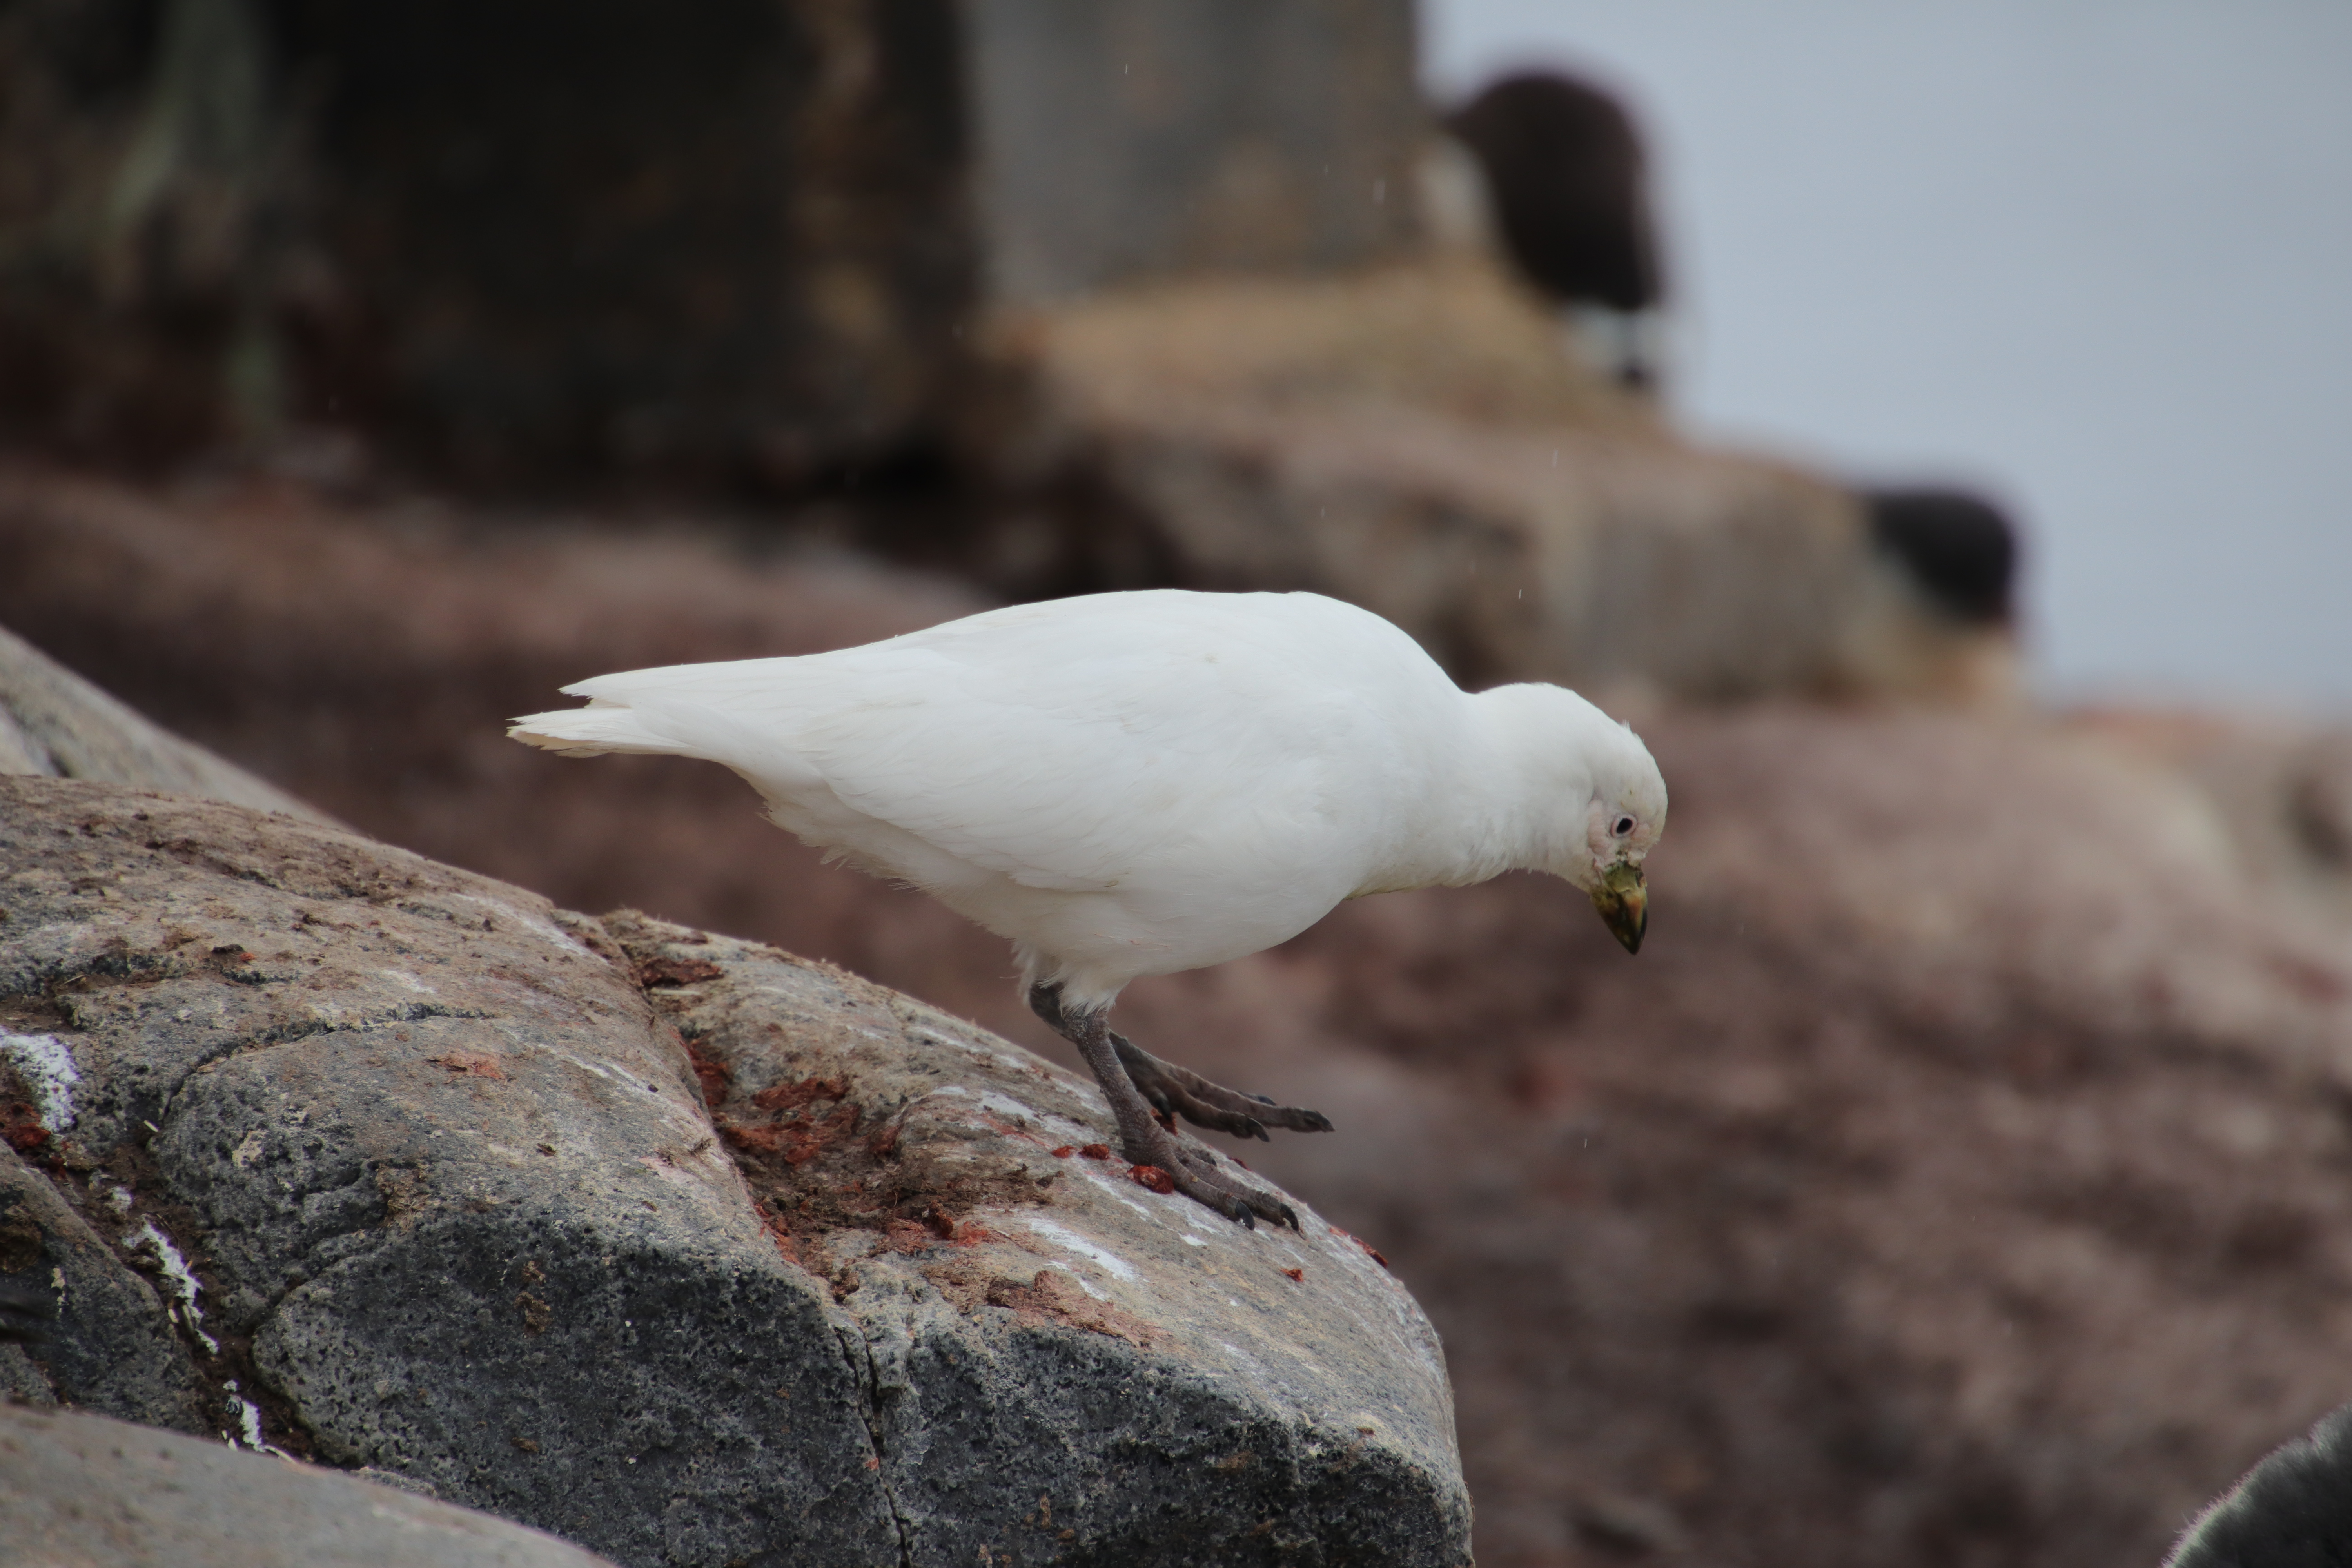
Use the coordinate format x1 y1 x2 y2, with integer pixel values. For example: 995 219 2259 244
965 260 2016 704
0 0 975 481
0 775 1470 1566
0 1401 619 1567
964 0 1420 302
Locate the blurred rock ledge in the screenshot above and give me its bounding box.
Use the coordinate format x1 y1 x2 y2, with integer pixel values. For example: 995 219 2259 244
0 775 1469 1566
958 258 2020 706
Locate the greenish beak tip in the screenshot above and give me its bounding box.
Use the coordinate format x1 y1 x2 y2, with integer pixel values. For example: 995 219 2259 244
1591 862 1647 955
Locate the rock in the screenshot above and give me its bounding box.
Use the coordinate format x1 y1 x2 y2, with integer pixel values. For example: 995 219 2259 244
0 1401 619 1567
2071 707 2352 926
612 908 1466 1563
0 621 328 824
0 775 1469 1566
0 1130 214 1429
0 0 1418 481
0 0 976 482
964 0 1421 302
965 260 2018 703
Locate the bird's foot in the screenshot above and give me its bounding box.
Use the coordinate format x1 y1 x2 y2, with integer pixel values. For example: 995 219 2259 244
1127 1122 1299 1230
1110 1032 1333 1142
1028 981 1309 1230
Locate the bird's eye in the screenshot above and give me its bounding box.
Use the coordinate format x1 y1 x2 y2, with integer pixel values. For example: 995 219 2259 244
1612 815 1636 837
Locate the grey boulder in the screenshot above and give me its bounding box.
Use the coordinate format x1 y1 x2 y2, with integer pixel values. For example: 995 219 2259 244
0 1401 617 1567
0 622 328 823
0 776 1468 1566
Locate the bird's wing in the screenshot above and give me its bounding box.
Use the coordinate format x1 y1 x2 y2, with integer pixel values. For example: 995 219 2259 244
561 595 1414 895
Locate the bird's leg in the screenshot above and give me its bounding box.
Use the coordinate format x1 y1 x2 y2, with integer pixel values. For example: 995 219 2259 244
1025 983 1331 1142
1029 983 1299 1230
1109 1033 1333 1141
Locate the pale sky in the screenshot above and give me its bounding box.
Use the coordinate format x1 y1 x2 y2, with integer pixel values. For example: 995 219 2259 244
1423 0 2352 713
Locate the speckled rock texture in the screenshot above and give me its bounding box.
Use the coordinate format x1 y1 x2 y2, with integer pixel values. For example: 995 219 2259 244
0 775 1469 1568
0 1401 620 1567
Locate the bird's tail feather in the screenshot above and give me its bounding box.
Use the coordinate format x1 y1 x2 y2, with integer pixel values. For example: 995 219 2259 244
508 701 694 760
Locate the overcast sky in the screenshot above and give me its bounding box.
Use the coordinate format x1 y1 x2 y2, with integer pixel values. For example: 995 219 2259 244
1423 0 2352 714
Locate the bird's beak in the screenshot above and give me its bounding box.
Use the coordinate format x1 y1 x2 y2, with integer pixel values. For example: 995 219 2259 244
1591 862 1647 955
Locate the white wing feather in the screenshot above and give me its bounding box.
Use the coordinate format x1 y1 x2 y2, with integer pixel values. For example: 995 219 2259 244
519 592 1444 897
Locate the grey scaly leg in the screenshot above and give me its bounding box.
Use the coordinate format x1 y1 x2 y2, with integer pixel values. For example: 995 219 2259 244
1029 983 1301 1230
1027 984 1332 1142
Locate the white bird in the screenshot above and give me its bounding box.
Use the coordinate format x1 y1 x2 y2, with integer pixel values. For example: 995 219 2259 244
510 589 1666 1228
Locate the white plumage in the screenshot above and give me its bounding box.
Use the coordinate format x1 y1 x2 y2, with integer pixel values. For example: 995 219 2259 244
511 588 1665 1227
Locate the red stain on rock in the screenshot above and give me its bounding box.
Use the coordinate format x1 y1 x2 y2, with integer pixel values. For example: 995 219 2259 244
638 955 724 988
882 1205 972 1255
1 1104 49 1156
1078 1143 1111 1161
682 1038 733 1108
426 1052 505 1079
1129 1165 1175 1194
721 1101 862 1167
751 1076 849 1112
1051 1145 1075 1158
600 914 1058 1301
1281 1268 1304 1283
884 1218 938 1255
1329 1225 1391 1269
925 1263 1166 1350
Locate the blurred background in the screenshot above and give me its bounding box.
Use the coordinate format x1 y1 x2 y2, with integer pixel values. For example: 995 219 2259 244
1430 0 2352 714
3 2 2350 1564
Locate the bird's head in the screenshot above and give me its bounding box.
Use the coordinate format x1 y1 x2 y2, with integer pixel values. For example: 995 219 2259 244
1568 717 1665 953
1495 686 1666 951
1463 683 1668 952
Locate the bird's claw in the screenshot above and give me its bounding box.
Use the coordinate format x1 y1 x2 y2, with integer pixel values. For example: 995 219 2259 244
1112 1033 1330 1141
1034 986 1310 1232
1159 1140 1298 1230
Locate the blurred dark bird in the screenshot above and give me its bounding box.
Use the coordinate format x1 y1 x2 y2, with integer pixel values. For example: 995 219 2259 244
1446 71 1668 388
2167 1402 2352 1567
1861 486 2020 627
0 1277 54 1347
